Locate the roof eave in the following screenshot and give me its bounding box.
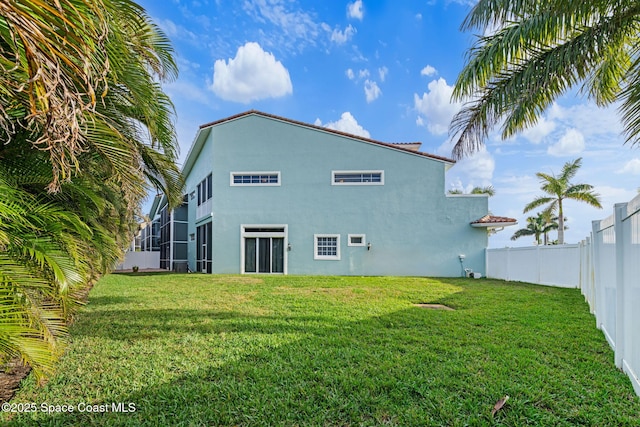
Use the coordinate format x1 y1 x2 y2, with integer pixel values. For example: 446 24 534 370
471 221 518 228
181 126 213 178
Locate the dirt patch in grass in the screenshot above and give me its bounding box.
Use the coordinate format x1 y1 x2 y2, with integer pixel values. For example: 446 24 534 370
414 303 455 311
0 360 31 404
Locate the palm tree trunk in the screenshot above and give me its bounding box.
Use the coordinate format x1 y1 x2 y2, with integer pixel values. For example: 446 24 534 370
558 199 564 244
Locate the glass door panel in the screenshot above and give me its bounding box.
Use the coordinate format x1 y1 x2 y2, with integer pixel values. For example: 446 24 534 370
258 237 271 273
272 238 284 273
245 237 257 273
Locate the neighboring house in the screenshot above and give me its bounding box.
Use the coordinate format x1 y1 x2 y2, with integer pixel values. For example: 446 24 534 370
144 110 514 276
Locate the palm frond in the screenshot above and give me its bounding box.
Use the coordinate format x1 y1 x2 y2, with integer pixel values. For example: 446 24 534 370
523 196 555 213
451 0 640 157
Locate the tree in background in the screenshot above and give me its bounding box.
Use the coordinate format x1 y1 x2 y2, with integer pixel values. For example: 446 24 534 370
447 185 495 196
0 0 182 379
450 0 640 159
523 158 601 244
510 211 560 245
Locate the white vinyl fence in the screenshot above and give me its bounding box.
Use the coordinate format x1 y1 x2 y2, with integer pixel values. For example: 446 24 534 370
487 244 580 288
487 193 640 397
115 251 160 271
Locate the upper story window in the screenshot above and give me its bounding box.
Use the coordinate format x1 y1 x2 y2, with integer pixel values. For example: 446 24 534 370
332 170 384 185
230 172 281 186
197 174 212 206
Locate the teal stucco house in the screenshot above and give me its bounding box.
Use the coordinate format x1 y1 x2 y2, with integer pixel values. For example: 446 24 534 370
141 110 514 276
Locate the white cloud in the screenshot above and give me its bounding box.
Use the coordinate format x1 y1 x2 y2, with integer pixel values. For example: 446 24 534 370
520 116 556 144
414 78 462 135
420 65 437 77
165 80 211 106
444 147 496 198
316 112 370 138
346 68 355 80
156 18 199 45
618 158 640 175
454 148 495 182
242 0 321 52
330 24 356 44
364 80 381 103
378 66 388 82
594 185 638 210
547 128 585 156
548 102 622 139
211 42 292 103
358 69 370 79
347 0 364 20
495 174 541 198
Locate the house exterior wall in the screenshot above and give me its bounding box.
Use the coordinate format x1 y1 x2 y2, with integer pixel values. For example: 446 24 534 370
182 113 488 276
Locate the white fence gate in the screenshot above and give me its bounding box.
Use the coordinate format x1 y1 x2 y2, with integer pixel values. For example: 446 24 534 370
487 193 640 397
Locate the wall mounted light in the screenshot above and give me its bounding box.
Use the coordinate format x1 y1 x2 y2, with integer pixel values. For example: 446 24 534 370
367 242 372 251
287 243 292 251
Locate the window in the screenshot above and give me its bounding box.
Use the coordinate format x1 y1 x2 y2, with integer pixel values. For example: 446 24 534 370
231 172 280 186
332 170 384 185
197 222 213 274
348 234 366 246
197 174 212 206
314 234 340 260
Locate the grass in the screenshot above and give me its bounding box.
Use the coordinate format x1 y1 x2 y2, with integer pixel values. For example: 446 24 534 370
3 274 638 426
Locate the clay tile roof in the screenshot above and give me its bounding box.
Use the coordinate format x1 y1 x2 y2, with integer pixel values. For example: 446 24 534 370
471 215 518 225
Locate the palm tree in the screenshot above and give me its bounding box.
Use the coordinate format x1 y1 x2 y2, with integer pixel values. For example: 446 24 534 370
511 215 546 245
539 209 563 246
0 0 183 378
449 1 640 159
470 185 495 196
447 185 495 196
510 211 560 245
0 0 183 203
523 158 602 244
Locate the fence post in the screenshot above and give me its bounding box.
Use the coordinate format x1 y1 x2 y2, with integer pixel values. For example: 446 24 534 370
536 244 541 284
591 220 602 329
614 203 627 369
585 235 594 313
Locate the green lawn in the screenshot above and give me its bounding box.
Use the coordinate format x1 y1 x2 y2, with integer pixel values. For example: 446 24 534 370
3 274 638 426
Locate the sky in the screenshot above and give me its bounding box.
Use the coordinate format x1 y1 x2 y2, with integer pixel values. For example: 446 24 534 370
138 0 640 248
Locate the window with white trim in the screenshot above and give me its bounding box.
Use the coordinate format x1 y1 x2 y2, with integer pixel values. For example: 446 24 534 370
332 170 383 185
231 172 280 186
314 234 340 260
348 234 366 246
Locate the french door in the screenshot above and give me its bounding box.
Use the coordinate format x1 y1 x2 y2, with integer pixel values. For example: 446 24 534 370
196 222 212 273
244 237 284 273
241 225 287 274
